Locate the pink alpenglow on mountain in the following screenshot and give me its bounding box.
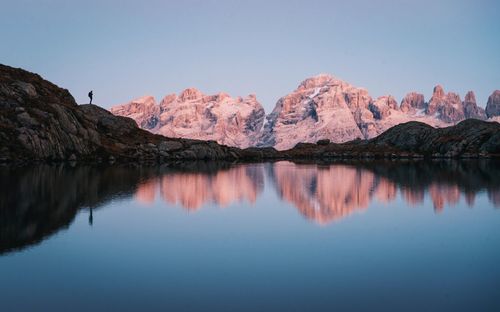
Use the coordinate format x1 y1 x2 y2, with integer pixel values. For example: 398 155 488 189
111 74 498 151
111 89 265 148
258 75 450 150
111 95 160 130
259 74 367 150
427 85 465 123
400 92 426 113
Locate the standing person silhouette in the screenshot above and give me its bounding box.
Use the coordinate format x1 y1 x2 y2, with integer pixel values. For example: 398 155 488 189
88 90 93 104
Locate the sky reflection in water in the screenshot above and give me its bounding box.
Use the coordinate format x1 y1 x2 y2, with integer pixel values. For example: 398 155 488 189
0 161 499 311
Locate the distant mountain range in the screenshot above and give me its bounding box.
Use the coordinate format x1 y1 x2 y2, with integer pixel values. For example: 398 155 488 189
111 75 500 150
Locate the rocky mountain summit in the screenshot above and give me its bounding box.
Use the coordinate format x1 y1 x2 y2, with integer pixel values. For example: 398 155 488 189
111 89 265 148
260 75 496 150
114 74 499 150
259 74 368 149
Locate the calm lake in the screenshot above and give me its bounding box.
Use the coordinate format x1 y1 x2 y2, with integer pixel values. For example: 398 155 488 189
1 160 499 311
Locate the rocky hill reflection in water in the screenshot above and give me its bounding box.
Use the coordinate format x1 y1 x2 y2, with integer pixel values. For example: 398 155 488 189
1 161 499 254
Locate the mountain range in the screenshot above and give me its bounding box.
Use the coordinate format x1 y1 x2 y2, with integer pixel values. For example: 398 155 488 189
1 63 499 163
111 74 500 150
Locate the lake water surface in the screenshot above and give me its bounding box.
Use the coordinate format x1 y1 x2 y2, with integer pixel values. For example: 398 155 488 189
1 161 499 311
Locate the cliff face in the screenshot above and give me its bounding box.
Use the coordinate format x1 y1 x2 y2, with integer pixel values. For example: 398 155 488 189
111 89 265 149
0 64 254 162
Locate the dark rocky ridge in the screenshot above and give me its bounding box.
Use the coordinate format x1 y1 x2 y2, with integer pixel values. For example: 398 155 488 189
0 64 260 162
1 64 500 162
283 119 500 159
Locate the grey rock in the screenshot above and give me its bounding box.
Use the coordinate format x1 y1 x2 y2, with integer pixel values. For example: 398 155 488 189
16 112 39 127
369 96 398 119
13 81 37 98
400 92 425 113
427 85 465 122
486 90 500 118
463 91 486 120
158 141 183 152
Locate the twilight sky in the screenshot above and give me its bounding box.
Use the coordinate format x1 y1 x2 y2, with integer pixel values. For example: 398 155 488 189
1 0 499 111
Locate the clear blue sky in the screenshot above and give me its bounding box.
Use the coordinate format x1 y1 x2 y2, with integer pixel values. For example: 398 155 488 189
1 0 499 111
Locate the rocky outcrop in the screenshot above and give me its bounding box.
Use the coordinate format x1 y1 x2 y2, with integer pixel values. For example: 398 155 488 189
0 64 270 163
369 95 398 119
370 119 500 156
486 90 500 118
400 92 426 113
427 85 465 123
462 91 486 119
281 119 500 158
111 89 265 149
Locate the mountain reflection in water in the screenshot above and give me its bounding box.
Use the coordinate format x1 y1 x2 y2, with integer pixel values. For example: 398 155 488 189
1 160 499 254
135 164 264 210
